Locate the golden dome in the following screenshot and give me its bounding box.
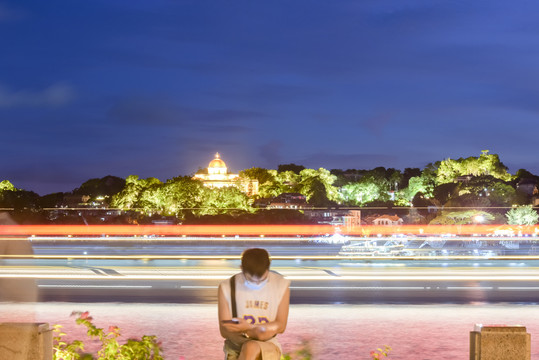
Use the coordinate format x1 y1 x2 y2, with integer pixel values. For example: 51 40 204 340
208 152 227 169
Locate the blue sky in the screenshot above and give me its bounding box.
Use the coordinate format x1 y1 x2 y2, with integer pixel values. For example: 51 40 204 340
2 0 539 195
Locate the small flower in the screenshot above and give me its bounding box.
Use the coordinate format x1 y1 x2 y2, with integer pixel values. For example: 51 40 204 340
80 312 90 320
108 325 119 334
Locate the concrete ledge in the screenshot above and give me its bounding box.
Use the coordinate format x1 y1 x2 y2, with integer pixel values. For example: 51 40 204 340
470 325 531 360
0 323 52 360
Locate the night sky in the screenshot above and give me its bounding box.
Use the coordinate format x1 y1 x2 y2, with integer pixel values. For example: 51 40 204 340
2 0 539 195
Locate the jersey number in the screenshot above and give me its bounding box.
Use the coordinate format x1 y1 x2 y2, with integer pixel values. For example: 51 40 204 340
243 315 269 324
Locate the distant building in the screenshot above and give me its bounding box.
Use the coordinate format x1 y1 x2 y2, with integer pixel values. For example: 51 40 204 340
455 175 473 183
305 209 361 226
193 153 259 196
371 214 403 226
267 192 311 209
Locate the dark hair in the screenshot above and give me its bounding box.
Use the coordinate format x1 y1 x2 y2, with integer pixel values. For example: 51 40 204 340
241 248 271 277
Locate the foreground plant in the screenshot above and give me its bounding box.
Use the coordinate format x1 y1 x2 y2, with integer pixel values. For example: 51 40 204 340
281 339 312 360
370 345 392 360
53 311 163 360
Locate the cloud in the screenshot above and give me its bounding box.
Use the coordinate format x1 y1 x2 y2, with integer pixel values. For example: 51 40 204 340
361 113 395 136
108 97 265 126
0 83 75 108
257 141 283 168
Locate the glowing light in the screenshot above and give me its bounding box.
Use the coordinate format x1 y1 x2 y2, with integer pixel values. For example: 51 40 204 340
0 224 537 237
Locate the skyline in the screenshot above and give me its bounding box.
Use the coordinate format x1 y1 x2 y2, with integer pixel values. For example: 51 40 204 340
2 1 539 195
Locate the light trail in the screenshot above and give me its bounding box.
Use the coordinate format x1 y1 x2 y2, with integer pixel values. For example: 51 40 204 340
38 284 152 289
3 254 539 261
0 224 538 236
3 272 539 281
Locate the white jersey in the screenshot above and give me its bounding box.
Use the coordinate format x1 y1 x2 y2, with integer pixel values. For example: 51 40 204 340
220 271 290 349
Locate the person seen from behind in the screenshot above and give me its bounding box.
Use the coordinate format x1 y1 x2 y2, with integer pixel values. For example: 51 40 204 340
218 248 290 360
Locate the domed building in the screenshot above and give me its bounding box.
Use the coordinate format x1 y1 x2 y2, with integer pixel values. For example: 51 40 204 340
193 153 259 196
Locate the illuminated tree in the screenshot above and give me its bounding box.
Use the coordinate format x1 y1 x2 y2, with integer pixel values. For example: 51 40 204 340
436 151 512 185
239 167 274 185
276 170 300 188
439 175 518 208
429 210 495 225
0 180 16 192
298 168 339 203
198 186 253 216
436 158 462 185
258 170 291 198
110 175 162 209
160 176 206 216
506 205 539 225
400 168 422 189
399 176 433 203
138 183 167 214
0 180 40 212
340 179 382 206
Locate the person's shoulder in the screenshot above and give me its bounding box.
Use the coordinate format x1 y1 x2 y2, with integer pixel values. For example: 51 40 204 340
220 272 243 288
269 271 290 286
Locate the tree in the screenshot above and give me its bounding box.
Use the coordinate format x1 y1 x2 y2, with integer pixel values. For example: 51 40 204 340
432 182 459 206
258 170 297 198
340 179 382 206
239 167 274 185
430 210 495 225
198 186 253 216
38 192 66 208
160 176 206 217
258 172 283 198
0 180 16 192
297 168 339 204
443 175 518 208
399 175 434 204
72 176 126 198
506 205 539 225
436 151 512 185
0 180 40 210
400 168 422 189
277 163 305 174
514 168 538 182
110 176 162 209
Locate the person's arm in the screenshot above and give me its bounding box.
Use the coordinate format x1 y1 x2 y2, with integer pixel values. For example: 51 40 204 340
244 286 290 341
218 283 252 343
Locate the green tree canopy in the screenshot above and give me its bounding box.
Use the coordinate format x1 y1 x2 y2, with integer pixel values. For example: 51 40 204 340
110 175 163 209
0 180 16 192
198 186 253 216
429 210 495 225
239 167 274 185
297 168 339 204
340 177 385 206
506 205 539 225
72 175 126 197
277 163 305 174
436 151 512 185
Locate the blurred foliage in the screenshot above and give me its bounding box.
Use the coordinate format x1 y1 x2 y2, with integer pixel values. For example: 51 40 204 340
53 311 162 360
506 205 539 225
429 210 495 225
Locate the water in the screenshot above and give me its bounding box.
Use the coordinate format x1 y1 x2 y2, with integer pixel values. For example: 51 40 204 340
1 302 538 359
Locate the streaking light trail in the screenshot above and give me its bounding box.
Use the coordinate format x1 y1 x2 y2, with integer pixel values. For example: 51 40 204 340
0 224 538 236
